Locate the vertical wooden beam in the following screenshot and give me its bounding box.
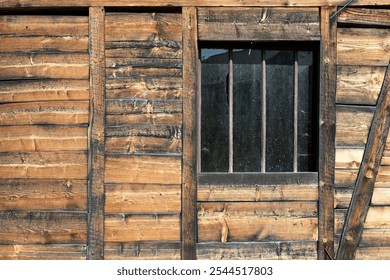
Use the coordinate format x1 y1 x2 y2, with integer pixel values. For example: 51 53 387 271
88 6 105 260
318 6 337 260
182 6 198 260
337 63 390 260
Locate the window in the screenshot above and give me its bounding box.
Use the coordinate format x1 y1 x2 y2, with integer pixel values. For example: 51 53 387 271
199 43 318 173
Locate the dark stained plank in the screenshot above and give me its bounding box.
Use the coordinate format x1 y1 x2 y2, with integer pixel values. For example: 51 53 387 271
87 6 105 260
0 179 87 211
105 124 181 139
181 6 197 260
318 6 337 260
104 214 180 242
337 63 390 260
338 8 390 27
197 241 317 260
198 7 320 41
0 212 87 244
104 242 181 260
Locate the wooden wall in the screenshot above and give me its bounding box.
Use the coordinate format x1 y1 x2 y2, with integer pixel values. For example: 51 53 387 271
0 4 390 260
0 14 89 259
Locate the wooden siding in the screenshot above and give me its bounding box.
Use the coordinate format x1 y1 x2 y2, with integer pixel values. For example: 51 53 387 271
103 11 183 259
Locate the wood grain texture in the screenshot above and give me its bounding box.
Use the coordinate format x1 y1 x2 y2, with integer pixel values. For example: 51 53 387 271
0 212 87 244
0 101 89 125
105 214 180 242
0 126 87 152
337 28 390 66
104 242 181 260
335 148 364 169
318 6 337 260
105 184 181 213
338 8 390 27
198 202 318 242
198 7 320 41
88 6 105 260
182 6 197 260
106 99 181 115
105 13 182 42
336 66 385 106
0 179 87 211
198 184 318 202
0 244 87 260
337 64 390 260
335 187 390 209
0 152 88 179
356 247 390 260
105 155 181 184
106 41 182 59
197 241 317 260
106 113 182 126
0 80 89 103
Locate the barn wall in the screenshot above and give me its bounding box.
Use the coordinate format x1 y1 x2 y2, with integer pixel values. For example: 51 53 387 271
0 3 390 260
0 14 89 259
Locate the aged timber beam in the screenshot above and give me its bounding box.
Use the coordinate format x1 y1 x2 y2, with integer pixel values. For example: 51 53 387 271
318 6 337 260
1 0 390 8
182 6 198 260
337 62 390 260
88 6 106 260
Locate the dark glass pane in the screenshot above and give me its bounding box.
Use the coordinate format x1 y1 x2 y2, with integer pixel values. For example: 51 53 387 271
265 50 294 172
232 49 262 172
200 48 229 172
298 51 317 171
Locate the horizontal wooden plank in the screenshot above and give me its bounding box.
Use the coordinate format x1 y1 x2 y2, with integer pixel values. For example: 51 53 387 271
105 155 181 184
338 8 390 27
337 28 390 66
104 214 180 242
360 228 390 247
336 105 374 147
0 152 88 179
105 13 182 42
0 212 87 244
105 136 181 155
106 113 182 126
356 247 390 260
365 206 390 228
105 124 181 138
0 179 87 211
106 67 182 79
105 40 182 59
106 99 181 115
106 76 182 92
198 7 320 41
0 101 89 125
336 65 386 105
105 184 181 213
0 126 87 152
0 15 88 36
0 53 89 66
1 0 390 8
335 169 358 188
106 57 182 69
197 241 317 260
0 36 88 52
335 148 364 169
106 88 181 101
198 184 318 202
0 244 86 260
104 242 181 260
198 202 318 242
0 79 89 103
335 187 390 208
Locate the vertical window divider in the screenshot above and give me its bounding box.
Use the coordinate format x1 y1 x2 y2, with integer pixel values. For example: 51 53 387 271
261 49 267 173
294 50 299 172
197 57 202 174
228 48 234 173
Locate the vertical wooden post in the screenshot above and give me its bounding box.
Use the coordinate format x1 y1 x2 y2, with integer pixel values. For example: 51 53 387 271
182 6 198 260
88 6 105 260
337 63 390 260
318 6 337 260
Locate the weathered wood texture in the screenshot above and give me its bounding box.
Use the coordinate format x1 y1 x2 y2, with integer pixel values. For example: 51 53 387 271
103 11 183 259
338 8 390 27
0 14 89 260
318 6 337 260
198 7 320 41
198 202 318 243
197 241 317 260
88 6 105 260
104 242 181 260
0 0 389 8
337 63 390 260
